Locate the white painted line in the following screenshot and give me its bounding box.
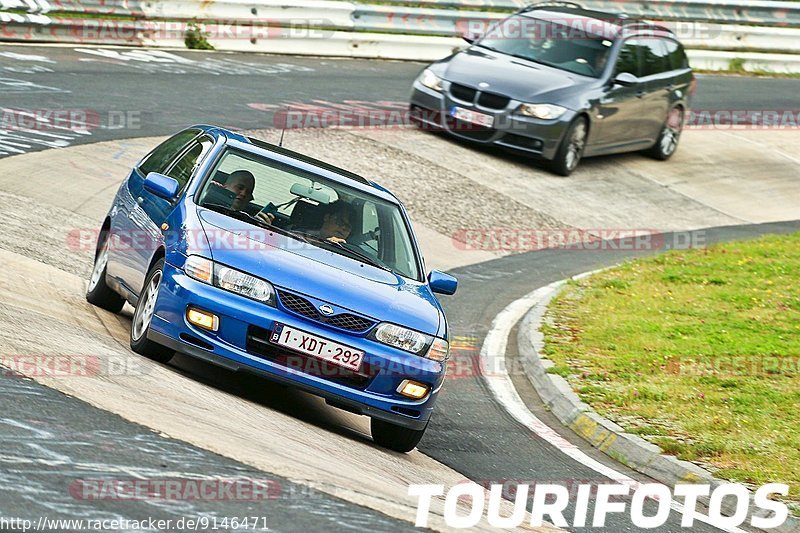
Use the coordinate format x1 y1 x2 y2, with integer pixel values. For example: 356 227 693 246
480 279 747 533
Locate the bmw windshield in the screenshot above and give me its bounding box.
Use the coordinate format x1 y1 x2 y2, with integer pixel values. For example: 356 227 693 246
476 14 615 78
196 148 422 281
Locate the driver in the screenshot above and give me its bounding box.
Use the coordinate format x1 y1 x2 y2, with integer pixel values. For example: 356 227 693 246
210 169 255 211
211 170 275 225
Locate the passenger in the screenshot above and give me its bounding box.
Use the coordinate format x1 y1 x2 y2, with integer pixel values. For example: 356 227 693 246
302 200 355 244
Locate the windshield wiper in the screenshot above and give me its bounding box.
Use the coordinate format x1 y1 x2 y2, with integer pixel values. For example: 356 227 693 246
202 203 271 228
201 203 312 243
300 233 394 273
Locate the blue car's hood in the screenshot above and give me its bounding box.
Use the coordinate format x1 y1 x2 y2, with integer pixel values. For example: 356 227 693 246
196 208 442 335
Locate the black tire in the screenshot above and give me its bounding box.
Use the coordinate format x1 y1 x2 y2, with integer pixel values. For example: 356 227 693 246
86 230 125 313
645 106 684 160
548 116 588 176
371 417 429 453
130 258 174 364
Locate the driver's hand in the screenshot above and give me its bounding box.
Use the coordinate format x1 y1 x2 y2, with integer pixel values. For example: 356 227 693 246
326 236 347 244
255 212 275 225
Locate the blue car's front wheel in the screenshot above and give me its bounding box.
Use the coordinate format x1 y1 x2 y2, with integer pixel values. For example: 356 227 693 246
371 417 429 453
130 258 174 364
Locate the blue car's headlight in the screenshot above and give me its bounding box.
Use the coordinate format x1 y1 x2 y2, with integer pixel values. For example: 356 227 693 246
373 323 450 362
184 255 275 305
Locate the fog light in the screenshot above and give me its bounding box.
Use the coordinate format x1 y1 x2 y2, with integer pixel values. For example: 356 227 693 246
187 307 218 331
397 379 429 400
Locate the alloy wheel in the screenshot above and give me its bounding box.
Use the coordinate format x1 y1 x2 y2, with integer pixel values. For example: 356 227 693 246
132 270 161 342
660 107 684 156
88 238 109 292
565 121 587 171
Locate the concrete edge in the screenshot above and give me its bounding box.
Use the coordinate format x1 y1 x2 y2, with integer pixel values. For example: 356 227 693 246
516 271 799 533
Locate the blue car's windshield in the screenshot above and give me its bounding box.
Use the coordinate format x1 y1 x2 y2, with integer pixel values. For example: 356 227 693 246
477 14 614 78
196 148 421 280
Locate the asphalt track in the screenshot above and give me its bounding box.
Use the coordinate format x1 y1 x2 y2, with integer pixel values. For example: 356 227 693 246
2 44 799 531
2 44 800 157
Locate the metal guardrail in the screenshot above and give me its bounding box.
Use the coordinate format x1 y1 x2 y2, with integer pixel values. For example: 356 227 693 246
2 1 800 70
5 0 800 28
373 0 800 27
1 0 141 15
2 16 800 73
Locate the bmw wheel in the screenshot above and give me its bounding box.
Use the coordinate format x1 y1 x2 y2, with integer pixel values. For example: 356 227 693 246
548 117 588 176
130 258 174 363
371 417 429 453
86 230 125 313
646 106 684 160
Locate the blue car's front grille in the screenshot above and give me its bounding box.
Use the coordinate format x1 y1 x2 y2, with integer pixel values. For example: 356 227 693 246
276 290 375 333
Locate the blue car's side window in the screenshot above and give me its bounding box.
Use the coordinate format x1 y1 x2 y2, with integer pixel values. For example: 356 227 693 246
164 136 215 195
138 129 200 176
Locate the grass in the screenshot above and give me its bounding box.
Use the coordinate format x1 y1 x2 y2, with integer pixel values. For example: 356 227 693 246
542 232 800 513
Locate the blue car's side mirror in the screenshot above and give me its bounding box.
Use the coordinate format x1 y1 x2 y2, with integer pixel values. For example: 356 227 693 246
428 270 458 295
144 172 180 200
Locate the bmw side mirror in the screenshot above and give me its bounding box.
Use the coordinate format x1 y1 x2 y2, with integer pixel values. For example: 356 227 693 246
428 270 458 295
144 172 180 200
613 72 640 87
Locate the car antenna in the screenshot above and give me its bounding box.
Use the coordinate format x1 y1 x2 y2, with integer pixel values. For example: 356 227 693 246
278 105 289 147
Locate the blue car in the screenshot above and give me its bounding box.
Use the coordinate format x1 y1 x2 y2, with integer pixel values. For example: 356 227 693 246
86 125 457 452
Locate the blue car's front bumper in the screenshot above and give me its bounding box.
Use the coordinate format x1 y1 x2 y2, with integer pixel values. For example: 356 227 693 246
148 261 444 430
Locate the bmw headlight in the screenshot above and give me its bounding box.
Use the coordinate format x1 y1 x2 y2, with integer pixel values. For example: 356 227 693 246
373 323 450 361
419 68 443 92
517 103 567 120
184 255 275 304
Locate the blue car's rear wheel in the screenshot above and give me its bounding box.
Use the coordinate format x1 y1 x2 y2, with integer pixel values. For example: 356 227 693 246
130 258 174 364
371 417 429 453
86 231 125 313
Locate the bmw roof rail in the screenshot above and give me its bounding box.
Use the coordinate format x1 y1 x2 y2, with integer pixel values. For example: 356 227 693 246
520 1 584 13
621 20 675 34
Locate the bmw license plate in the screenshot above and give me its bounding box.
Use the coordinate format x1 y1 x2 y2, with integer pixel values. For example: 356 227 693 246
450 106 494 128
270 323 363 372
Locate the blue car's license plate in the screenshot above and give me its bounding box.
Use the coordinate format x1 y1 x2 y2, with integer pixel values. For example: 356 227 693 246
270 323 364 372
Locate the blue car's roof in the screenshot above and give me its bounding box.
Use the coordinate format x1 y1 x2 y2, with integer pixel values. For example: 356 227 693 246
195 125 403 205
